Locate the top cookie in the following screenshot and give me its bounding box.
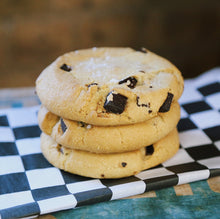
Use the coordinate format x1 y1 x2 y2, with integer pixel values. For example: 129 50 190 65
36 47 184 126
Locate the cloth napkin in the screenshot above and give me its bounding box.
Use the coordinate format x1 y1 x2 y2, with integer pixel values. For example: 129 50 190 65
0 68 220 219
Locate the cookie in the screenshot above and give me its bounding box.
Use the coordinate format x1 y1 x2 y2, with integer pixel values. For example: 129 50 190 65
40 128 179 179
38 102 180 153
36 47 184 126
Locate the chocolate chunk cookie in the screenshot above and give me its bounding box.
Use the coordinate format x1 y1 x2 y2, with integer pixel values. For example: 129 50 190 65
40 129 179 179
38 102 180 153
36 47 184 126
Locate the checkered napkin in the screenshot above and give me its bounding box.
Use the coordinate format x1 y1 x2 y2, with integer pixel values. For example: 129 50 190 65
0 69 220 219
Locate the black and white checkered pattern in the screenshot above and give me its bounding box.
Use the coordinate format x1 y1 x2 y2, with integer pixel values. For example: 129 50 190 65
0 68 220 219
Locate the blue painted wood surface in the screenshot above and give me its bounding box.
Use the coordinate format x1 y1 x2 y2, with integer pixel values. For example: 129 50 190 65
53 180 220 218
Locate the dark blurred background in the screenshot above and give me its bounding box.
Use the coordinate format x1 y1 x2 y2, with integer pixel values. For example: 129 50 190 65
0 0 219 88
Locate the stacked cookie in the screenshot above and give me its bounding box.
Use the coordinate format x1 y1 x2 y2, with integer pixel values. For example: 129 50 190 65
36 47 184 179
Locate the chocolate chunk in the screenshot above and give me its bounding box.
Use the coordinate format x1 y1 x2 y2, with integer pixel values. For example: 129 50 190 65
78 121 85 127
104 91 127 114
101 174 105 177
121 162 127 167
136 96 150 108
159 92 174 112
119 76 137 89
60 63 72 72
145 145 154 155
88 83 98 87
60 118 67 133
